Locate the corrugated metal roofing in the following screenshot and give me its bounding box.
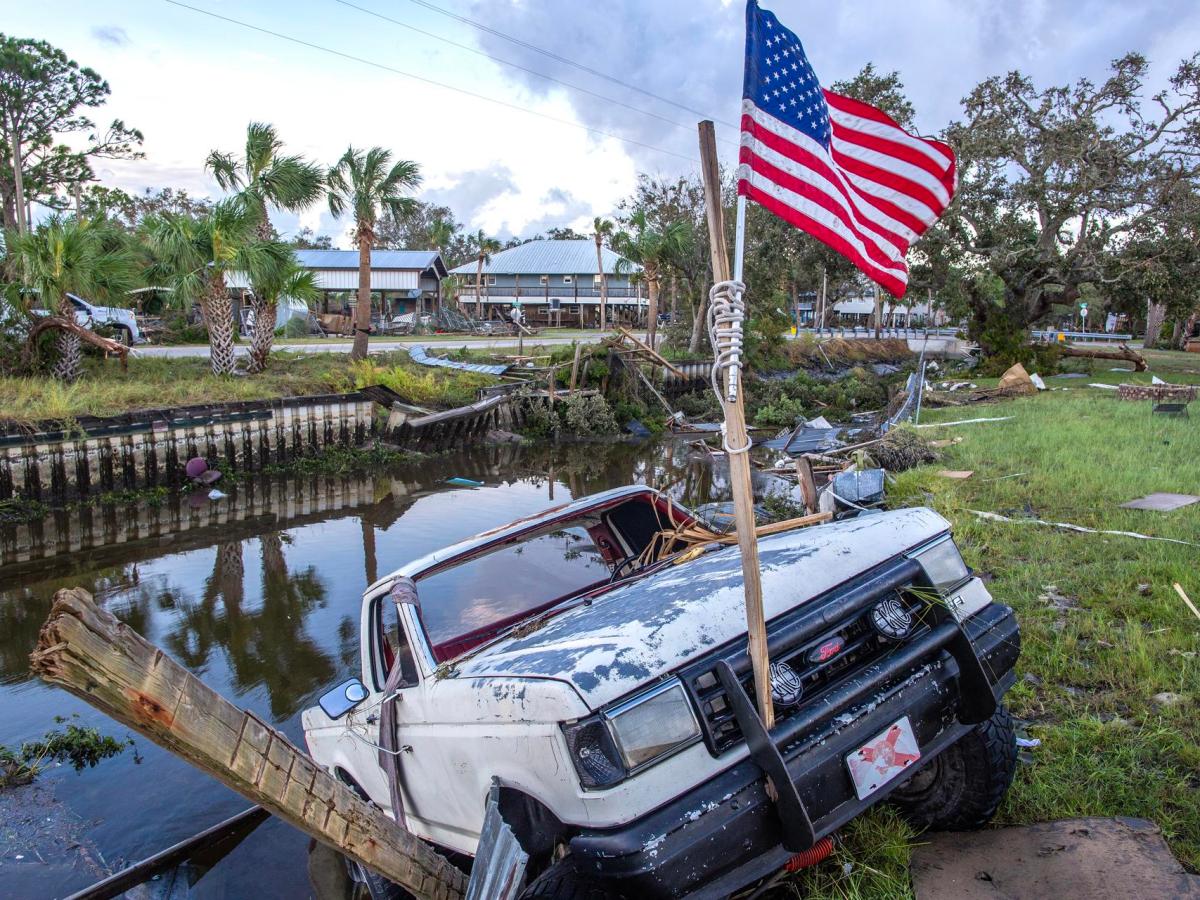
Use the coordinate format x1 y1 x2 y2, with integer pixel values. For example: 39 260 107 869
294 249 444 273
448 239 639 276
406 344 510 376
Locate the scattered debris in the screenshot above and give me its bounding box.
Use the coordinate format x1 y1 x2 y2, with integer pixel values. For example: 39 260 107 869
928 436 963 449
185 457 222 486
207 488 227 500
869 429 940 472
831 468 885 507
1016 736 1042 749
1137 583 1152 596
1152 692 1185 708
1120 493 1200 512
937 470 974 480
910 818 1200 899
915 416 1014 428
446 477 484 487
406 344 510 376
969 510 1200 548
1089 383 1120 390
1175 583 1200 624
624 419 652 438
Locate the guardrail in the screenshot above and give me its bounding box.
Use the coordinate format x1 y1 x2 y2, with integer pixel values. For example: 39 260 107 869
1032 330 1134 343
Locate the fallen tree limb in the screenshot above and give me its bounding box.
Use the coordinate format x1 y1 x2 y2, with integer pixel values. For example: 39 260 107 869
25 316 129 370
30 588 467 900
1059 342 1148 372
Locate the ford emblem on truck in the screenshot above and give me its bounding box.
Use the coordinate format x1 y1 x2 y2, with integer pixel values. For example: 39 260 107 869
768 661 804 707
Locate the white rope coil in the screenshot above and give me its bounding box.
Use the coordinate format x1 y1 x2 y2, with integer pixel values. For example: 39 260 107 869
708 279 752 454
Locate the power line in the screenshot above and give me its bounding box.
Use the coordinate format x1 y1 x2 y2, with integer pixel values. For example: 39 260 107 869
157 0 700 164
337 0 727 142
403 0 740 130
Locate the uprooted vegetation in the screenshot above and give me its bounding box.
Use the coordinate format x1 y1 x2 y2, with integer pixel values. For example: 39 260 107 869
1 721 132 789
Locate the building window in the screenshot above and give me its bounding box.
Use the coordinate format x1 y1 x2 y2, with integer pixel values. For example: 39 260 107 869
539 275 549 285
593 274 603 284
563 275 573 284
487 275 497 286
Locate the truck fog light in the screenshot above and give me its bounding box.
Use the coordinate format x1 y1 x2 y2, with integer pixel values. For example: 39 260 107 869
606 680 700 771
870 597 914 640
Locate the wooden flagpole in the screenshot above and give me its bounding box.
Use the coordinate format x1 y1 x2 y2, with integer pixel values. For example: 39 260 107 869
698 120 775 730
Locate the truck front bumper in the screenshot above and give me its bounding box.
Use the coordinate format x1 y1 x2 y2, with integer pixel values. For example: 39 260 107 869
564 602 1020 899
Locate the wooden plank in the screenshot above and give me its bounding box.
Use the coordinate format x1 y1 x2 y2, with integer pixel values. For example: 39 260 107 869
614 327 685 377
31 588 467 900
698 120 775 730
569 343 584 394
795 456 819 516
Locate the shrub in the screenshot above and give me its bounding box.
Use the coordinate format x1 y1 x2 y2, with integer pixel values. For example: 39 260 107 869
562 394 619 436
1 721 131 788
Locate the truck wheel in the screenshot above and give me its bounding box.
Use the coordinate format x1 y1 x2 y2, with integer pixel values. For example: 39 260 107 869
521 860 622 900
888 704 1016 831
113 325 132 346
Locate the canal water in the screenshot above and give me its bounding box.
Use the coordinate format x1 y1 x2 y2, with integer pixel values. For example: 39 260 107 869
0 439 787 899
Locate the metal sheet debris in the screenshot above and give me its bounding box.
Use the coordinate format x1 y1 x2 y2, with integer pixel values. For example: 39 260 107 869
406 344 510 375
465 784 528 900
831 468 885 506
1120 493 1200 512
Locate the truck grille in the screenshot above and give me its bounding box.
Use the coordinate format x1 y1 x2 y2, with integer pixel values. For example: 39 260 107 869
681 558 929 754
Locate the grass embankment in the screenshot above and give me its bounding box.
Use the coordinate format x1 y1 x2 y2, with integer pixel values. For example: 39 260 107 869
785 356 1200 899
0 351 498 427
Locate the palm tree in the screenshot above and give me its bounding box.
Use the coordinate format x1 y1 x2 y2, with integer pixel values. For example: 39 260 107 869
326 147 422 360
206 123 324 243
143 198 293 375
427 217 455 314
206 123 323 366
593 216 615 331
611 211 691 350
246 261 320 373
6 215 139 382
470 229 501 320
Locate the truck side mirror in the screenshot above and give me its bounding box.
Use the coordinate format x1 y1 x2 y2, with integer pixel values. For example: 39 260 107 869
318 678 369 720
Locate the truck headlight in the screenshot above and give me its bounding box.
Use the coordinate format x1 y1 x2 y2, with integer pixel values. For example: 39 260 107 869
910 538 970 593
607 680 700 770
563 680 700 789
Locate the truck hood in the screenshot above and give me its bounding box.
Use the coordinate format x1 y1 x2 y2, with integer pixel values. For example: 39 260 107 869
452 506 950 710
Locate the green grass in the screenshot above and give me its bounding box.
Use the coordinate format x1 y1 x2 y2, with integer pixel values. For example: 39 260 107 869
0 350 495 426
777 356 1200 898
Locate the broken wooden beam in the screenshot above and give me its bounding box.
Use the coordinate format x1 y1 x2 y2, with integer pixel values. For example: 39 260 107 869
1059 341 1148 372
30 588 467 900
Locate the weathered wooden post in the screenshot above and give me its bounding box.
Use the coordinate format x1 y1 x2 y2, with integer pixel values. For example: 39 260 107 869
698 120 774 729
30 588 467 900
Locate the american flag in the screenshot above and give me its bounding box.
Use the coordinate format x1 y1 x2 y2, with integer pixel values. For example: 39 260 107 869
737 0 956 297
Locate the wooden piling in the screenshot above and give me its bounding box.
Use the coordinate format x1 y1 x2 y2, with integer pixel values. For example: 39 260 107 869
30 588 467 900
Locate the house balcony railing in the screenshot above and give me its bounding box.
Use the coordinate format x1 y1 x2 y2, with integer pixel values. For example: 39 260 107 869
456 285 641 300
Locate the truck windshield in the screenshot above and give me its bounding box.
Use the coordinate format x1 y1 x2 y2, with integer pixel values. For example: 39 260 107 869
417 526 611 658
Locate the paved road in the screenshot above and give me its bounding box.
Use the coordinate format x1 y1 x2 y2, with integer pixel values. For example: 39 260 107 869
132 333 634 359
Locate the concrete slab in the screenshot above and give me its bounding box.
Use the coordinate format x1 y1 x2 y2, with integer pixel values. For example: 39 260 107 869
911 817 1200 899
1121 492 1200 512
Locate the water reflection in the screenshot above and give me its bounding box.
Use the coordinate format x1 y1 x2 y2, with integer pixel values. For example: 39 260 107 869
165 535 335 719
0 438 790 899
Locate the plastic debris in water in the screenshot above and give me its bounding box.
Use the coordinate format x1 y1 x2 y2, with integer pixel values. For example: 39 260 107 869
446 477 483 487
208 489 228 500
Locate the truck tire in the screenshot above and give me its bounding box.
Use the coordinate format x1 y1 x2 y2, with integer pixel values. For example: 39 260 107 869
112 325 132 346
521 860 623 900
888 704 1017 831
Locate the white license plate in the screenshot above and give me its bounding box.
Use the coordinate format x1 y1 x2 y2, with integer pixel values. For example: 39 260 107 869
845 715 921 800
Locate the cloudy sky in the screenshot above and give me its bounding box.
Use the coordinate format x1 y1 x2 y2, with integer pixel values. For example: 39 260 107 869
9 0 1200 246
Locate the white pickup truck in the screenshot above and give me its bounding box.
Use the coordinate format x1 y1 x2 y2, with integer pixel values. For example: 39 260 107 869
16 292 144 344
303 485 1020 899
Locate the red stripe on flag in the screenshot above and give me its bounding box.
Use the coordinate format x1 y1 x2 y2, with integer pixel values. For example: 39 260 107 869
740 113 927 242
741 182 909 298
831 125 956 193
824 90 956 169
830 147 947 222
740 147 907 268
